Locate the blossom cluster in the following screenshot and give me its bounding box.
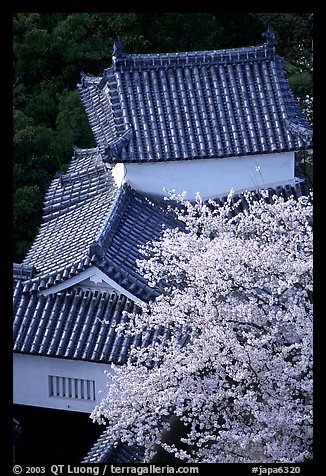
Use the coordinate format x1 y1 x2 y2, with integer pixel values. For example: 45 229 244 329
299 94 313 123
91 190 313 463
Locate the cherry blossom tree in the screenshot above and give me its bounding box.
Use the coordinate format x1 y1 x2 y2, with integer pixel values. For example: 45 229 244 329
92 190 313 463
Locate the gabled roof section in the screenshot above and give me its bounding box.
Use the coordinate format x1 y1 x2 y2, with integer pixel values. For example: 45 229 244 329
17 154 181 298
77 72 130 161
20 147 119 292
78 30 312 164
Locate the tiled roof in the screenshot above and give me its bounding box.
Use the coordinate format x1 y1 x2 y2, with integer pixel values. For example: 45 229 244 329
13 184 181 363
82 434 145 464
19 174 181 300
78 32 312 164
92 186 182 301
22 147 118 282
13 282 171 363
13 180 309 366
18 144 181 298
13 286 142 363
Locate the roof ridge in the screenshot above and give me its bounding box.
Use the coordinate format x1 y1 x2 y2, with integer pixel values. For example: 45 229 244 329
78 72 120 158
110 27 277 70
104 127 133 161
54 162 106 185
111 43 276 71
273 57 313 147
94 185 133 253
72 145 100 156
78 71 102 87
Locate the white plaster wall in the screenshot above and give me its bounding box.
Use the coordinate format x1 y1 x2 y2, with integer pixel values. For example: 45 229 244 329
13 353 114 413
113 152 295 200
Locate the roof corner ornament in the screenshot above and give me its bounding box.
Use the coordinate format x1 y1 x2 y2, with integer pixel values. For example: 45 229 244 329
13 263 37 280
284 119 313 148
112 38 124 58
89 241 104 262
73 145 81 158
262 26 277 47
80 70 87 86
105 128 133 161
54 171 64 187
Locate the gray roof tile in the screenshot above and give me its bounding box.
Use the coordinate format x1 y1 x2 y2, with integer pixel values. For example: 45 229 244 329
22 148 118 282
93 186 182 301
78 35 312 164
13 263 36 282
82 433 145 464
13 286 142 364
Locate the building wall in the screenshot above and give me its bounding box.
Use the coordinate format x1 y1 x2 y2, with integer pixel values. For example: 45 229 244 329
13 353 113 413
113 152 295 200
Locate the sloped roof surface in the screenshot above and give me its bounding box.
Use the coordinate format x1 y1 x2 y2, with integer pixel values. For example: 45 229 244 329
82 434 145 464
13 281 171 364
92 186 181 301
13 286 147 363
78 33 312 164
19 151 180 298
22 147 118 281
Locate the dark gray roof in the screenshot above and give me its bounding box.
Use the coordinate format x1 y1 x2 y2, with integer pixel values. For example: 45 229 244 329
13 185 180 364
91 186 181 301
78 33 312 164
13 286 143 363
22 147 118 283
13 180 309 365
18 145 181 298
19 189 180 301
82 434 145 464
13 282 172 364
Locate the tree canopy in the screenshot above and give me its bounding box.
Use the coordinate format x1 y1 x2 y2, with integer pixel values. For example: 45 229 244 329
92 190 313 463
13 13 313 261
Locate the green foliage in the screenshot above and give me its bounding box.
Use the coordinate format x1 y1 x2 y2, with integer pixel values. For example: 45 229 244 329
13 12 313 262
13 186 44 261
56 90 95 149
213 13 313 97
132 13 224 53
286 61 313 96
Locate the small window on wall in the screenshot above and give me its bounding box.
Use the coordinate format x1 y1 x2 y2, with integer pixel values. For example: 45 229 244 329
48 375 96 401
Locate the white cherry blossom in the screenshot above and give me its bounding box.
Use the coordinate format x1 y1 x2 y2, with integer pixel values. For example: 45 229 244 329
91 190 313 463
